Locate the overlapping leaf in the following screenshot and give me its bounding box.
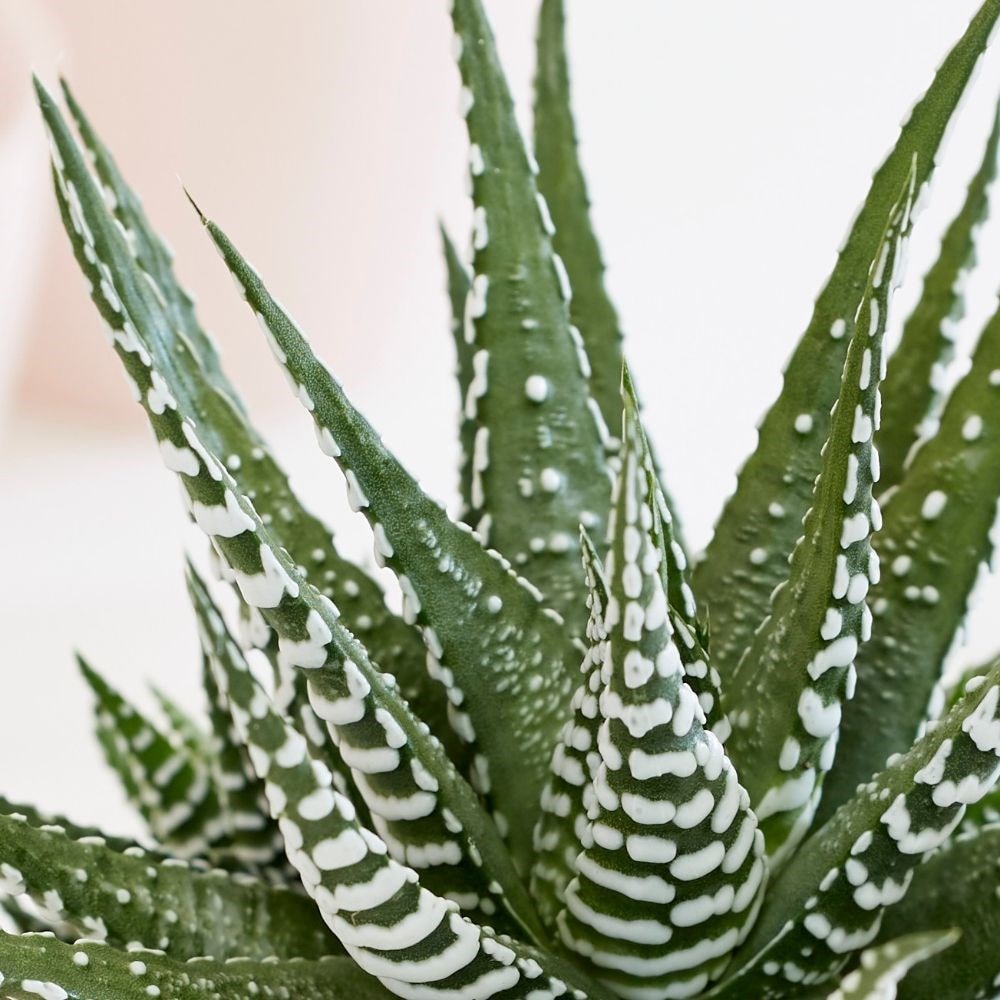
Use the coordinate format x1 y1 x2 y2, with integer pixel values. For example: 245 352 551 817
693 0 1000 683
189 564 611 1000
875 824 1000 999
824 932 958 1000
0 934 385 1000
196 202 580 870
37 78 541 938
552 396 766 998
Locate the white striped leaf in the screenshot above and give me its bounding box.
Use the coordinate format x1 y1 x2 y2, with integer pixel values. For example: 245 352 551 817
720 170 914 864
825 932 958 1000
554 397 766 999
189 564 613 1000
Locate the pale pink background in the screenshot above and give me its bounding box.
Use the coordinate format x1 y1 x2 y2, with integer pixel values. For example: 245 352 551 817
3 0 1000 835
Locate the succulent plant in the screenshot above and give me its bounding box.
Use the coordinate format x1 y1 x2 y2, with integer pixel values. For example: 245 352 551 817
7 1 1000 998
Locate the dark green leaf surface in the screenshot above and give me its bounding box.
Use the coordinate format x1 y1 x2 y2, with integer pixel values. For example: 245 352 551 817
0 934 386 1000
714 660 1000 998
877 101 1000 493
876 824 1000 1000
721 174 911 864
693 0 1000 685
0 809 332 961
449 0 611 624
197 204 580 871
816 300 1000 828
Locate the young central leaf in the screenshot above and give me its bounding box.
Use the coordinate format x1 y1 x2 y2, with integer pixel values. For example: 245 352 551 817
449 0 610 624
721 171 914 865
554 399 766 999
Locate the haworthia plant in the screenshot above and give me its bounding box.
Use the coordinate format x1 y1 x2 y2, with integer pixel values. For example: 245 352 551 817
9 1 1000 998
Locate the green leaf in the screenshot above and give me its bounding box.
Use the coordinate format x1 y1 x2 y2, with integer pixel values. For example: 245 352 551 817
720 171 912 864
441 225 476 523
0 934 386 1000
532 0 689 560
713 659 1000 997
188 565 612 1000
816 298 1000 829
78 657 221 858
449 0 611 624
195 203 579 873
0 808 333 961
57 80 441 739
692 0 1000 684
551 398 767 998
825 931 958 1000
36 79 541 940
877 101 1000 494
875 824 1000 1000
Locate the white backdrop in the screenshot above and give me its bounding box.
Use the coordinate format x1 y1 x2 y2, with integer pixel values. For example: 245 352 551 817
3 0 1000 836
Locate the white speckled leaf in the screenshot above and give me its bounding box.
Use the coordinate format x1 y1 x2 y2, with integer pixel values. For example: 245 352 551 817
449 0 611 626
0 809 332 961
714 660 1000 998
196 206 580 872
532 0 688 562
552 398 767 999
721 171 914 865
824 931 958 1000
877 101 1000 493
693 0 1000 685
188 566 612 1000
817 296 1000 829
37 79 541 942
0 934 389 1000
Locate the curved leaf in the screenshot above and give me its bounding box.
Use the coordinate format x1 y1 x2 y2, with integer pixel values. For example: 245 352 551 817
721 171 912 863
36 79 541 941
817 298 1000 828
190 565 612 1000
692 0 1000 683
825 931 958 1000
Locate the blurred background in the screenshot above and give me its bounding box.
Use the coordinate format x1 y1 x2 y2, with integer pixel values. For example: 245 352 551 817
4 0 1000 836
